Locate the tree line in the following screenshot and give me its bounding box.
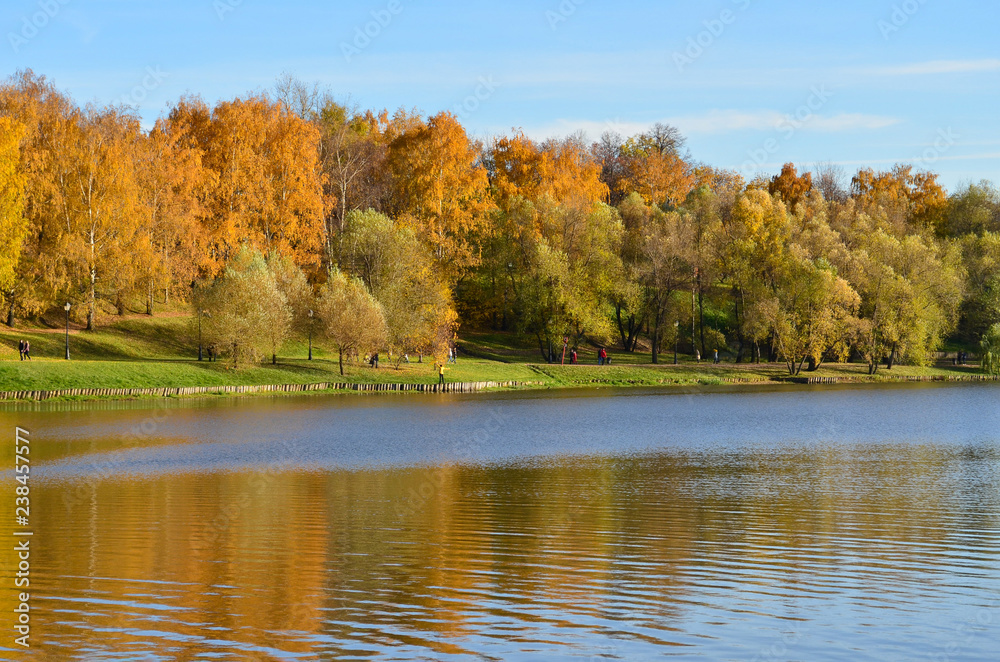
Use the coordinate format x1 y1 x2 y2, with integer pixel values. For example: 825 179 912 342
1 70 998 373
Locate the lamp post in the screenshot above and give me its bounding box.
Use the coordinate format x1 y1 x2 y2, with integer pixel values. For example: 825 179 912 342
64 302 71 360
308 310 314 361
674 320 679 365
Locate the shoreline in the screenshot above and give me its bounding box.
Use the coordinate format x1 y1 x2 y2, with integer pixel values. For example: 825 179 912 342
2 370 997 405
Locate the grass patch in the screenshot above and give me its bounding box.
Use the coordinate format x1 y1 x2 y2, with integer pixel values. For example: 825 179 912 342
0 315 987 398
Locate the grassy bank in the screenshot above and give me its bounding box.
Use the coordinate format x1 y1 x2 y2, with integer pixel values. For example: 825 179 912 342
0 314 989 400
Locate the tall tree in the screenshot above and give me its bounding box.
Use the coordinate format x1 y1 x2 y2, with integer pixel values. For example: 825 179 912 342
316 269 387 375
169 95 327 272
70 105 147 327
136 119 213 314
852 164 948 234
340 209 457 361
638 209 694 363
769 163 813 210
199 246 292 367
386 112 492 277
0 117 27 309
0 70 80 322
847 228 962 373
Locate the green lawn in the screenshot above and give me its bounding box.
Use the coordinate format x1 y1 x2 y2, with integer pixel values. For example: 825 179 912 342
0 315 988 397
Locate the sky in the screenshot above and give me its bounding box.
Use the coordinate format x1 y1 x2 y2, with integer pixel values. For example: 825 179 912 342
3 0 999 191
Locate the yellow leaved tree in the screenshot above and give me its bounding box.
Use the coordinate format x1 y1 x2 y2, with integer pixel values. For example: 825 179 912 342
0 117 27 306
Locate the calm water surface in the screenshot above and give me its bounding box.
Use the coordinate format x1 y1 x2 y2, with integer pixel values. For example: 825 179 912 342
1 384 999 661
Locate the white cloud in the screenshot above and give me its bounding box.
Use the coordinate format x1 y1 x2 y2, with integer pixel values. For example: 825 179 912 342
519 110 899 141
864 59 1000 76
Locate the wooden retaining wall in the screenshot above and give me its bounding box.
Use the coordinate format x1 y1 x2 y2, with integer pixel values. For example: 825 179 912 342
0 380 529 402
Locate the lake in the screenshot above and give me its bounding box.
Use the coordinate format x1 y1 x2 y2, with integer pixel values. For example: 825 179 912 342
2 384 999 660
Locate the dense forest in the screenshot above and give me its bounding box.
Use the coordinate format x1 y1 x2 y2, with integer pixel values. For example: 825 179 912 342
1 70 999 372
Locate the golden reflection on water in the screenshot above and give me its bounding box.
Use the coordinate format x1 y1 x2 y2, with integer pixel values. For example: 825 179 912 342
0 444 992 660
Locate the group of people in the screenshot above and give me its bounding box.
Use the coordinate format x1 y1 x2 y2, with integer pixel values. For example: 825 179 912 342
369 347 456 370
16 340 31 361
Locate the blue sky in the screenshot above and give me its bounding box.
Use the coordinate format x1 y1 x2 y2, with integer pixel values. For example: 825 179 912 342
3 0 998 190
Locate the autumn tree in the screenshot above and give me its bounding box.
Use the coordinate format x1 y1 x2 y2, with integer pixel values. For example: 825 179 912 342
276 74 390 261
488 132 607 212
340 209 457 362
637 208 694 363
718 189 792 361
199 246 292 367
68 105 148 327
958 232 1000 340
135 119 212 314
812 163 848 203
612 193 651 351
945 182 1000 237
502 198 623 361
618 128 694 209
591 131 628 205
169 95 327 273
318 102 386 248
386 111 491 278
846 228 962 373
0 116 27 311
315 269 388 375
267 251 313 362
852 164 948 233
0 71 82 322
769 163 813 210
756 252 859 375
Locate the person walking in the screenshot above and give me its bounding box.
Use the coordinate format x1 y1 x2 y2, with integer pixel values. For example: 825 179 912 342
18 340 24 361
571 349 578 364
598 347 607 365
713 348 720 364
23 340 31 361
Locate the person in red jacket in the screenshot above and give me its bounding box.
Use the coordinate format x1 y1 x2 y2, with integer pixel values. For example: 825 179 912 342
598 347 607 365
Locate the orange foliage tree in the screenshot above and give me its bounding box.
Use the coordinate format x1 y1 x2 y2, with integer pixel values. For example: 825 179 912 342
768 163 813 210
385 112 492 277
618 132 694 208
851 164 948 232
169 95 327 274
